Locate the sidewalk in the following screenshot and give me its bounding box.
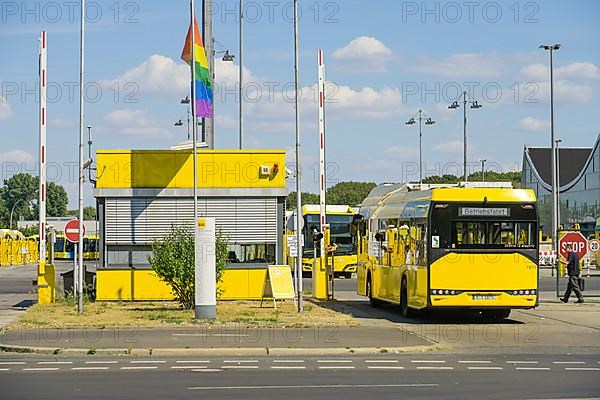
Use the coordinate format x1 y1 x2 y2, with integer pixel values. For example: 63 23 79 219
0 326 433 356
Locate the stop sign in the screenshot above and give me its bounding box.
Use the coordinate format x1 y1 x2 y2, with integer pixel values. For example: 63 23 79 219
65 219 86 243
559 232 588 260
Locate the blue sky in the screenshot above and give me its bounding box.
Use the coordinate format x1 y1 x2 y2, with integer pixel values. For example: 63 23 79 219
1 0 600 207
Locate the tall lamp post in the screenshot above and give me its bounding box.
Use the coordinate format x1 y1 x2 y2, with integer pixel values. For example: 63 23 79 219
9 199 23 230
480 159 487 181
293 0 303 312
449 91 482 182
539 43 562 283
405 109 435 184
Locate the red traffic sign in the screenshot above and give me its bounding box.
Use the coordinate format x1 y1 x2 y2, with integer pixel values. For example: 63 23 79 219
559 232 588 260
65 219 86 243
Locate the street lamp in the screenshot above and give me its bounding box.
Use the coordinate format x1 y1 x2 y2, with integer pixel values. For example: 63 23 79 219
480 159 487 181
539 43 562 283
555 139 562 228
405 109 435 184
448 91 482 182
9 199 23 230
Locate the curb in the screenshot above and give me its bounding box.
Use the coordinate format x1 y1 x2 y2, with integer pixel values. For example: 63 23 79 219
0 343 445 357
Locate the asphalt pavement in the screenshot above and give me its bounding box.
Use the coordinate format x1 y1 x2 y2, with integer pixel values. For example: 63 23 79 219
0 353 598 400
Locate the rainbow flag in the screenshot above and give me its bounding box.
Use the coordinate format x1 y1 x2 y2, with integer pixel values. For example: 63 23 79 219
181 16 213 118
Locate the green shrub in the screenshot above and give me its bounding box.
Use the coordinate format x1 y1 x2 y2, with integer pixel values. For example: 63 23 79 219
148 225 228 309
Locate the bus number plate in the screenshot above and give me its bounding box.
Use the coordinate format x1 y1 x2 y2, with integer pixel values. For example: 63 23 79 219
472 294 496 301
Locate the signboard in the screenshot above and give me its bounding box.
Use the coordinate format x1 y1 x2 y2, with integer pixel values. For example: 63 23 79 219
559 231 588 260
287 234 304 258
195 217 216 319
65 219 85 243
589 239 600 253
459 207 510 217
261 265 296 308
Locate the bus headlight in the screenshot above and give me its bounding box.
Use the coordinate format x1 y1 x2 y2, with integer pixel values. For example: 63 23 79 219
432 290 437 295
525 290 530 295
519 290 524 295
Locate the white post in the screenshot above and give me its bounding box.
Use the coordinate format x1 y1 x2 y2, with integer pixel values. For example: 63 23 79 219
38 31 47 269
195 218 216 318
293 0 303 312
77 0 85 313
316 49 326 295
239 0 243 149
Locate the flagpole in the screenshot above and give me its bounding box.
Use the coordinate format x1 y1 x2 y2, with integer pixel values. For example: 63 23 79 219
77 0 85 314
190 0 201 319
293 0 303 312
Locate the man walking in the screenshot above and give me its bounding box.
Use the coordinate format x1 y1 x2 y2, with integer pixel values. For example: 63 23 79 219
560 243 584 304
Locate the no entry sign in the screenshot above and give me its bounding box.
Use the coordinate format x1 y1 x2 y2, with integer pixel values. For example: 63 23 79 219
559 231 588 260
65 219 86 243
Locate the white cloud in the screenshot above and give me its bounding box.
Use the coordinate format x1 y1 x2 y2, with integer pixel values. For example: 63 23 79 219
105 109 172 137
103 54 189 95
332 36 392 72
413 53 510 79
50 117 76 129
0 95 14 119
0 150 34 163
520 62 600 81
433 140 462 153
516 116 549 131
329 85 404 118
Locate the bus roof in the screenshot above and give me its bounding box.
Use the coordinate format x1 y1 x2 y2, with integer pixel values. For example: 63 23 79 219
431 187 536 203
301 205 354 215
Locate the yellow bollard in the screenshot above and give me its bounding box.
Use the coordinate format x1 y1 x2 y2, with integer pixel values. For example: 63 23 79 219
313 226 330 300
37 260 56 304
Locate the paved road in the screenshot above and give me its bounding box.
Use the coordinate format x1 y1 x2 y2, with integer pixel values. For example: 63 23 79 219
0 353 598 399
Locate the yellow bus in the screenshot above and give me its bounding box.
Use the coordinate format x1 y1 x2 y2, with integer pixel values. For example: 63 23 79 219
289 205 358 278
53 234 99 260
356 184 539 319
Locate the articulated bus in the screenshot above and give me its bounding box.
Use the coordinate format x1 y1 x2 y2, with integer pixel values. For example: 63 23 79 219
288 205 358 278
53 234 99 260
356 184 539 319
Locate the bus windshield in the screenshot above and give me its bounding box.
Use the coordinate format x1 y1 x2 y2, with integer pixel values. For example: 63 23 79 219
452 221 535 248
303 214 355 256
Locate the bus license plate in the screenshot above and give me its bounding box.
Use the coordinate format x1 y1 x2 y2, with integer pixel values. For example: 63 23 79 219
472 294 496 301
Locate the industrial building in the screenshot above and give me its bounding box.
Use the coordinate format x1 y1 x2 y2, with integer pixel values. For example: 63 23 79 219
522 134 600 236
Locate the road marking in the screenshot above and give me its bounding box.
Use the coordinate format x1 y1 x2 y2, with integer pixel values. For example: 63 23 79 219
0 368 11 371
272 360 305 363
564 367 600 371
458 360 492 364
223 360 258 363
37 361 72 365
188 384 439 390
552 361 585 364
72 367 109 371
367 366 405 370
365 360 399 363
271 366 307 370
317 360 353 363
417 366 454 370
467 367 503 370
318 366 355 369
0 362 26 365
221 365 259 369
85 361 118 364
172 333 249 337
515 367 550 371
22 367 60 371
192 369 224 372
130 360 166 364
411 360 446 363
507 361 539 364
120 366 158 370
171 366 208 369
175 360 210 363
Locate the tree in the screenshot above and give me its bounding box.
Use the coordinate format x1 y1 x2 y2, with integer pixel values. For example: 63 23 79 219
422 174 460 184
2 173 37 222
46 182 68 217
148 225 229 309
286 192 319 210
84 206 96 220
326 181 377 206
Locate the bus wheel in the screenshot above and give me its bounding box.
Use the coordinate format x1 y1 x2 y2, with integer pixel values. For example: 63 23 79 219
367 277 380 308
400 278 412 318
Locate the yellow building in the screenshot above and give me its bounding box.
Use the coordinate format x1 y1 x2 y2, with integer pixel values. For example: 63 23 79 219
94 149 287 301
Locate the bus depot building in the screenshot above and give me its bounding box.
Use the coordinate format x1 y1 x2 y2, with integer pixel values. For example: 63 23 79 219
94 149 287 301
